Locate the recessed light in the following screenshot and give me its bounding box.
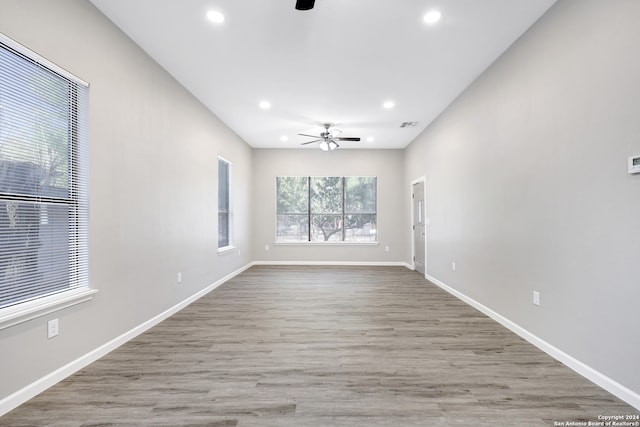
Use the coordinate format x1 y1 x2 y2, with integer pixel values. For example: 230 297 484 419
280 136 288 142
259 100 271 109
206 10 225 24
383 101 395 109
423 10 442 24
366 137 375 143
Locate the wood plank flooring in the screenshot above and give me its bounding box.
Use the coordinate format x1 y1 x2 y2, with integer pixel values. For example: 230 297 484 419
1 266 637 426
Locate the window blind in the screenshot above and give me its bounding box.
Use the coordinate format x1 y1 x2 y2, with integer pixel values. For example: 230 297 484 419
0 34 89 310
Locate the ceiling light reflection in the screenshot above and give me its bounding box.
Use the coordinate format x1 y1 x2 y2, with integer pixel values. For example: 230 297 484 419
207 10 225 23
423 10 442 24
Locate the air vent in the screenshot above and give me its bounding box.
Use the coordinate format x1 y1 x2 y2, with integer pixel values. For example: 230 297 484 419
400 121 419 128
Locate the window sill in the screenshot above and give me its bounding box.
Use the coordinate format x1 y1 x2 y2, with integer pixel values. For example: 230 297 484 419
0 288 98 331
217 245 236 255
275 242 379 246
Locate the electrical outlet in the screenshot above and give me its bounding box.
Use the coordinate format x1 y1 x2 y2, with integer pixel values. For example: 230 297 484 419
452 262 456 271
265 244 270 251
47 319 59 339
177 272 182 283
533 291 540 306
385 246 389 252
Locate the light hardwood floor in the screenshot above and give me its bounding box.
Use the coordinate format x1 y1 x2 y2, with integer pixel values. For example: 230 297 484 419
1 266 637 426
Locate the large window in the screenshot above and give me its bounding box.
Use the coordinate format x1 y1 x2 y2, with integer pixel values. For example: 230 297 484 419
218 157 231 249
276 176 377 243
0 35 89 313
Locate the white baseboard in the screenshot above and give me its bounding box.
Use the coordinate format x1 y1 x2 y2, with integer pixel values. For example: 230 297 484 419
0 262 254 417
426 274 640 411
253 260 412 269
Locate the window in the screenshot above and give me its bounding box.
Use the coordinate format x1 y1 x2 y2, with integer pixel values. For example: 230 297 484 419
276 176 309 242
218 157 231 249
276 176 377 243
0 35 90 316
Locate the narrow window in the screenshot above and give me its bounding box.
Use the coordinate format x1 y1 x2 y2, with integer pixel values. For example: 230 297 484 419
217 157 231 249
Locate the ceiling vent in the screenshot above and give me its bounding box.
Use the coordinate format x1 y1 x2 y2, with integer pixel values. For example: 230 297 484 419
400 121 419 128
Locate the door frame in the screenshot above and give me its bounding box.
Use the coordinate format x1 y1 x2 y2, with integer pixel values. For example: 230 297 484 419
410 176 427 277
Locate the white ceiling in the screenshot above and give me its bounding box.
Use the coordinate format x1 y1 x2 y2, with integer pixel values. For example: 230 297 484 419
89 0 557 150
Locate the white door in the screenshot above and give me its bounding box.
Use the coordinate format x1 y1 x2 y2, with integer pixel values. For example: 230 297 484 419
412 181 425 275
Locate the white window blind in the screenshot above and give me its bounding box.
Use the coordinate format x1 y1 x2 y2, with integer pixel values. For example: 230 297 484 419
0 34 89 311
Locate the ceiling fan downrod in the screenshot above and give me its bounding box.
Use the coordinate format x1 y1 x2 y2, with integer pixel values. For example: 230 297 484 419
295 0 315 11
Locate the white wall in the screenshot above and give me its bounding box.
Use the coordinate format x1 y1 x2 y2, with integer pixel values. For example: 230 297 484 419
0 0 252 402
252 149 407 264
404 0 640 398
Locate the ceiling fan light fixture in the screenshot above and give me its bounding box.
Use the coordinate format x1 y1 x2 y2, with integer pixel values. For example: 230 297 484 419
319 141 330 151
295 0 315 11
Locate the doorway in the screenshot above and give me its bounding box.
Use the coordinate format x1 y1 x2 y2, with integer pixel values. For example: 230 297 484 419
412 179 426 275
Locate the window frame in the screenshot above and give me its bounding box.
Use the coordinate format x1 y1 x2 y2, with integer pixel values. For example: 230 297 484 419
0 33 95 329
275 176 378 245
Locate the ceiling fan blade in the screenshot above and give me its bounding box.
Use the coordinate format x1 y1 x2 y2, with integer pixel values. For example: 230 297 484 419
300 139 321 145
298 133 321 138
334 137 361 142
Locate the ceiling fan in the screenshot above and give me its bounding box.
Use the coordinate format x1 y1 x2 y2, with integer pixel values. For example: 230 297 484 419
299 123 361 151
